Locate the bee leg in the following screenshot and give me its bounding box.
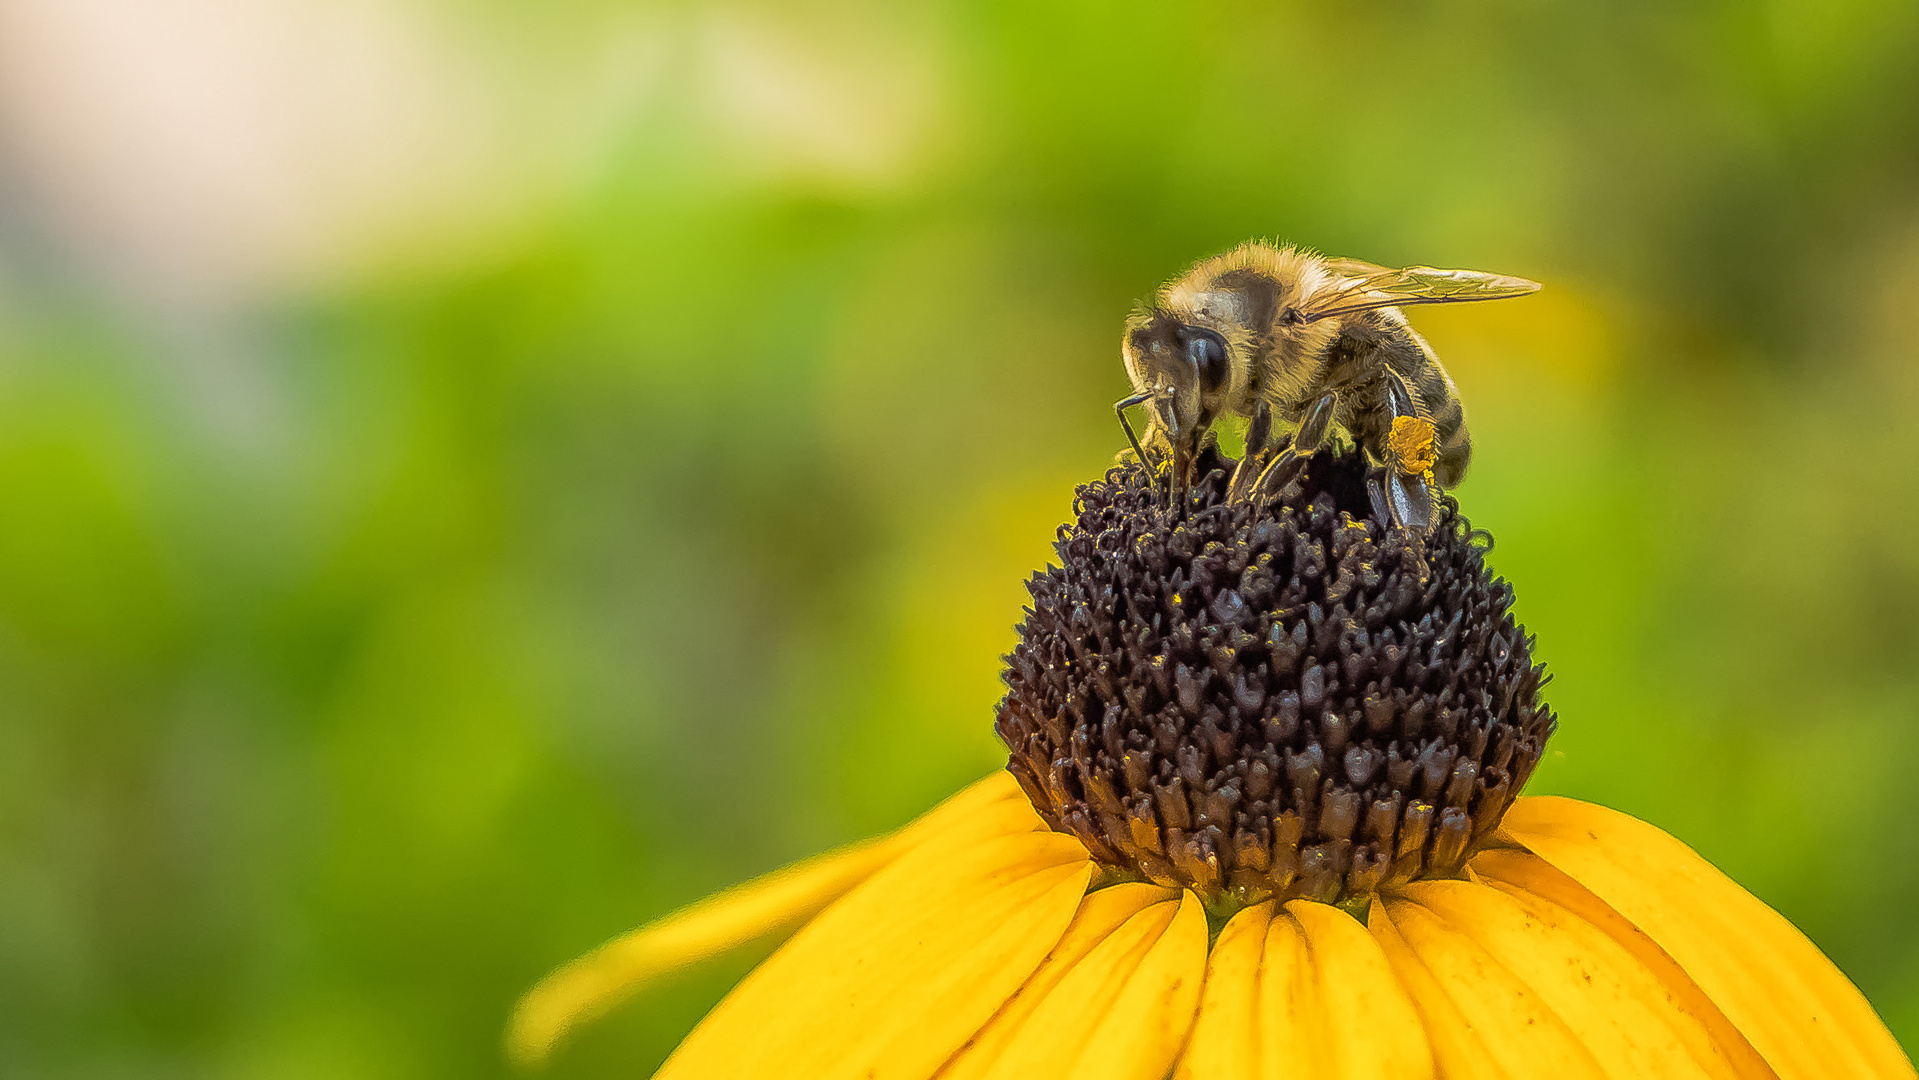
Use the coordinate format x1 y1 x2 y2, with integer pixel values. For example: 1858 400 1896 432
1164 431 1185 508
1381 370 1419 424
1244 401 1275 458
1294 392 1340 454
1114 392 1153 471
1387 470 1434 532
1364 466 1433 532
1373 370 1438 534
1115 390 1177 503
1252 452 1308 500
1226 403 1274 502
1253 392 1338 499
1366 471 1393 526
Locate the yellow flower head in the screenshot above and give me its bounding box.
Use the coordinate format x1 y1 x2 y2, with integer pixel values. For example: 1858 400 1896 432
511 447 1913 1080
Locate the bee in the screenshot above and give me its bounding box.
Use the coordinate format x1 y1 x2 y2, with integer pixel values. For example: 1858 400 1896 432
1116 242 1540 532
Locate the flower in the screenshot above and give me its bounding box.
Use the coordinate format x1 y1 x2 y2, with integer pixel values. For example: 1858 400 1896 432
510 447 1914 1080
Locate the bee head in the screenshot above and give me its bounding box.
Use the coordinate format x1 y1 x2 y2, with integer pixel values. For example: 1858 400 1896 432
1121 310 1234 462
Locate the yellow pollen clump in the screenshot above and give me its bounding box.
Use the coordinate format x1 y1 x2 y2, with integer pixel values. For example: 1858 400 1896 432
1387 416 1439 476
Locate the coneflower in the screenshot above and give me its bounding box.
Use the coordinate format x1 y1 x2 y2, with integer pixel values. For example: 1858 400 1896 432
511 445 1912 1080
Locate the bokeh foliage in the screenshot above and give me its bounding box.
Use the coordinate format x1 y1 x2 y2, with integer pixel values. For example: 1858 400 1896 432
1 0 1916 1075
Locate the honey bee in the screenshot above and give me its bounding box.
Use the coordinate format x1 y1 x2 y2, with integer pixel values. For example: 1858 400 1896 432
1117 242 1540 532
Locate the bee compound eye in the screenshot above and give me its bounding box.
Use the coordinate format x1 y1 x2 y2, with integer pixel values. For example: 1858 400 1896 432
1185 329 1229 394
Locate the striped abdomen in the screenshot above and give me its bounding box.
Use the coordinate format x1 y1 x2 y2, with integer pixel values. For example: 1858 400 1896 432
1324 314 1472 489
1408 349 1471 488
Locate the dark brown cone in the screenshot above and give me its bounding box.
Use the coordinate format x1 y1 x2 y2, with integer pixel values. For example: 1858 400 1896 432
994 444 1556 909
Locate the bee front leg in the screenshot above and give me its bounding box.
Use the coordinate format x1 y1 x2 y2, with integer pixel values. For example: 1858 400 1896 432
1253 392 1338 499
1114 392 1154 470
1115 391 1178 506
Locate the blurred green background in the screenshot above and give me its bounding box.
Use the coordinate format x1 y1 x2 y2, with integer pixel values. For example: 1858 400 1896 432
1 0 1915 1074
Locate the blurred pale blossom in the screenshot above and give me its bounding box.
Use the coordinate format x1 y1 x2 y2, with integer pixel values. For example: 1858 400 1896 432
0 0 943 314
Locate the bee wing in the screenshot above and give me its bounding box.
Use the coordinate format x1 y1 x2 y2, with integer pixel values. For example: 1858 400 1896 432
1319 256 1394 279
1302 264 1541 323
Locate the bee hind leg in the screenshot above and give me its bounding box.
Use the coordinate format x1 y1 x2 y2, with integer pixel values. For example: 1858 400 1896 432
1366 471 1392 526
1373 370 1438 534
1391 471 1435 531
1367 467 1435 534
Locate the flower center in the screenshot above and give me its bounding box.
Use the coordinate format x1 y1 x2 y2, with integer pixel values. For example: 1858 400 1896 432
995 444 1556 912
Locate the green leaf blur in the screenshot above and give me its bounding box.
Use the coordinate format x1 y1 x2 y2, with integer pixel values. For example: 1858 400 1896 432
0 0 1914 1074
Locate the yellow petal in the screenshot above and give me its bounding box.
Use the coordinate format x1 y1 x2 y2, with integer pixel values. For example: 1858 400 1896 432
1471 847 1776 1079
508 771 1032 1065
939 883 1179 1080
1367 896 1506 1080
941 884 1204 1080
1403 875 1774 1078
653 826 1094 1080
1374 885 1609 1080
1178 900 1433 1080
1174 901 1272 1080
1057 889 1206 1080
1503 796 1915 1080
1285 900 1437 1079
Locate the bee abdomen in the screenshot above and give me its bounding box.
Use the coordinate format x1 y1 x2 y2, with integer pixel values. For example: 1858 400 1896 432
1434 418 1471 488
1410 361 1470 487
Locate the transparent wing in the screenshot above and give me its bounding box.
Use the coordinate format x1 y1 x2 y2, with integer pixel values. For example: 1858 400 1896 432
1303 261 1541 323
1319 256 1394 280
